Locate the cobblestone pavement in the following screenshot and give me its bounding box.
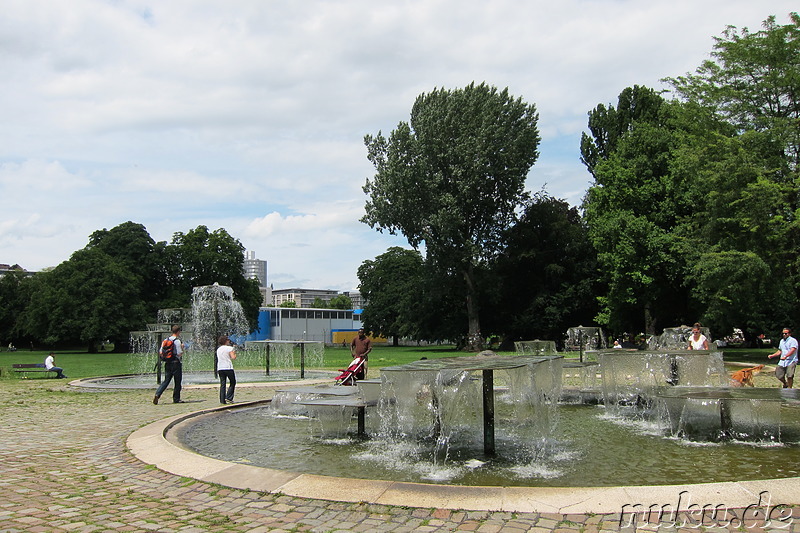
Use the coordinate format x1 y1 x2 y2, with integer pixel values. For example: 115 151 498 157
1 378 798 532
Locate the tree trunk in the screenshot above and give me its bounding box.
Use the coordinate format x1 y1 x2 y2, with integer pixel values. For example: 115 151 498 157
644 302 656 336
463 264 483 352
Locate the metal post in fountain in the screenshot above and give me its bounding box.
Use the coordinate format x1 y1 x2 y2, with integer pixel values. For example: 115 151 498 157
380 352 563 456
246 340 324 378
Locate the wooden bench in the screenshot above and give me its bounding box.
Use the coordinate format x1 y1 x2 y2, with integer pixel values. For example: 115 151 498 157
12 363 58 378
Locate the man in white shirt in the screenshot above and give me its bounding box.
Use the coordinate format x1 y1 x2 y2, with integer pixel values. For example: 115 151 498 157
44 352 66 378
768 327 798 388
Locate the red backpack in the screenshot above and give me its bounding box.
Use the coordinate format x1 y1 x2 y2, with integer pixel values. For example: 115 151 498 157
159 338 177 361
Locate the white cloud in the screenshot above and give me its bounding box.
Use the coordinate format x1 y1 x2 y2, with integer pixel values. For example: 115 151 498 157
0 0 795 286
245 210 350 238
0 159 91 190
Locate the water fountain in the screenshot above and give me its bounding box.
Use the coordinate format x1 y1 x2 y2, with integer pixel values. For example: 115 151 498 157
190 283 249 353
105 284 329 388
200 351 567 484
590 325 800 444
565 326 607 351
647 324 713 351
514 340 557 355
171 326 800 488
247 340 325 378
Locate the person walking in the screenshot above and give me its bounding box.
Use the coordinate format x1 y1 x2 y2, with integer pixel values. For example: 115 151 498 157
768 327 798 388
153 325 185 404
216 335 237 405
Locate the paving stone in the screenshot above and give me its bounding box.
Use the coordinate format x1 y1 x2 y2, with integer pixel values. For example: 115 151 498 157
2 379 798 533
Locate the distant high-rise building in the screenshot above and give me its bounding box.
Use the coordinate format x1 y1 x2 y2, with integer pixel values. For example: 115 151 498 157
243 251 270 306
243 251 267 285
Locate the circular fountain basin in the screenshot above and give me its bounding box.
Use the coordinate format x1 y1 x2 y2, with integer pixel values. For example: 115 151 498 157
127 398 800 514
172 391 800 488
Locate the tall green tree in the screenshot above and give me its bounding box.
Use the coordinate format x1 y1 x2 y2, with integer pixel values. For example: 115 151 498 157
665 12 800 330
0 270 34 346
86 221 167 317
20 248 147 351
363 83 541 350
581 85 667 176
357 247 425 345
666 13 800 166
581 88 691 334
483 193 600 346
668 104 794 336
165 225 262 330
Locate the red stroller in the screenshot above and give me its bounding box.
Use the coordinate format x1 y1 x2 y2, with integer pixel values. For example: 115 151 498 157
335 356 367 386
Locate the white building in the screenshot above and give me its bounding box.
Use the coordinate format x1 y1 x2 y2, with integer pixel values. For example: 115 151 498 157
271 288 340 308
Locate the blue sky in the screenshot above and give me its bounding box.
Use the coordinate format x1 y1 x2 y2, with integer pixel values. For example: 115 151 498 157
1 1 796 291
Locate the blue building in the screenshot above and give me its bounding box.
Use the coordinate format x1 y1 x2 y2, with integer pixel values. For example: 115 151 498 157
245 307 363 345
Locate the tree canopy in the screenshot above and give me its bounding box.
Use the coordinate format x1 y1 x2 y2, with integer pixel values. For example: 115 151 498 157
5 222 262 350
483 193 600 346
164 225 263 329
363 82 540 350
582 13 800 339
357 247 426 344
665 13 800 166
20 248 147 351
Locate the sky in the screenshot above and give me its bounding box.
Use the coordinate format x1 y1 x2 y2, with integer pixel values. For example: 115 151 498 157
1 1 796 292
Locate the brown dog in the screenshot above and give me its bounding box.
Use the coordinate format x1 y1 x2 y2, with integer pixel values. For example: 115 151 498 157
730 365 765 387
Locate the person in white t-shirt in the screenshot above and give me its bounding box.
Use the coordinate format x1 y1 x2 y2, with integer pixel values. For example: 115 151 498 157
687 323 709 350
216 335 237 404
44 352 66 378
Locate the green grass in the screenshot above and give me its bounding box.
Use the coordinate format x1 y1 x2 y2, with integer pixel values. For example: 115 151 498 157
717 347 775 365
0 344 492 380
0 350 131 379
0 344 773 380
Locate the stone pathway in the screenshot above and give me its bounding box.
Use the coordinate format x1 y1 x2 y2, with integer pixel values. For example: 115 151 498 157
1 378 798 532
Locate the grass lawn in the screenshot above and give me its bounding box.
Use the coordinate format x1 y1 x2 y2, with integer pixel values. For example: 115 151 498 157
0 344 775 381
717 346 775 365
0 344 506 380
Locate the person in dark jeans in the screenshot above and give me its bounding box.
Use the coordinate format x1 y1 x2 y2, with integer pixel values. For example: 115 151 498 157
153 325 185 404
44 352 66 378
216 335 237 404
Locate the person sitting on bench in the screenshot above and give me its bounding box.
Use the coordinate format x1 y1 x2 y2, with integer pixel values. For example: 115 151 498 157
44 352 66 378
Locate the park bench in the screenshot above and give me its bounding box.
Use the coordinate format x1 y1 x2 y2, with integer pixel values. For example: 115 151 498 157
12 363 58 378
